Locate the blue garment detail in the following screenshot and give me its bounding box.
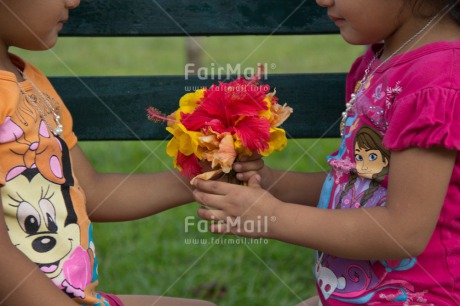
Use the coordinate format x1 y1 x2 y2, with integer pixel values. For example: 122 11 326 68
88 223 99 283
380 258 417 272
318 173 334 209
333 287 408 304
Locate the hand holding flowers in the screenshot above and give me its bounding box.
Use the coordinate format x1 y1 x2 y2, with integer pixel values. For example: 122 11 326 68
147 75 292 184
193 174 280 238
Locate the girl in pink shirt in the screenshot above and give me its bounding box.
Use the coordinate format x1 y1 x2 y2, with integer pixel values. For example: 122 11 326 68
193 0 460 305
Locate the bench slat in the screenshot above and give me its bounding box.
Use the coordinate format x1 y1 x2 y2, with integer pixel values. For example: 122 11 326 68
51 74 345 141
61 0 337 37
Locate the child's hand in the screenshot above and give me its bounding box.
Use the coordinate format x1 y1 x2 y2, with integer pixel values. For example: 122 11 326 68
196 153 265 183
232 153 265 182
193 175 280 239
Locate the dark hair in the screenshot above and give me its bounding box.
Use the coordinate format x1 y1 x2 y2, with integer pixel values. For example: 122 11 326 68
410 0 460 25
446 0 460 23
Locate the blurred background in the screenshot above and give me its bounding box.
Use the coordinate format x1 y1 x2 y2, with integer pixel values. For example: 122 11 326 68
12 35 362 305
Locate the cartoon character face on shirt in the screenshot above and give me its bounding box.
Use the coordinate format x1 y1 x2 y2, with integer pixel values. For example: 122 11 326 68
2 169 79 279
353 126 390 180
0 81 98 302
354 144 388 179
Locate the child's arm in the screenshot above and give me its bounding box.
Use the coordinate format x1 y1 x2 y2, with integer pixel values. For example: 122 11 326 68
71 144 193 221
251 166 327 206
194 147 456 260
0 200 78 305
70 144 263 221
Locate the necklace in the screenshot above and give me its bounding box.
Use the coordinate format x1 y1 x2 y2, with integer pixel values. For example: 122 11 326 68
15 68 63 136
339 6 448 136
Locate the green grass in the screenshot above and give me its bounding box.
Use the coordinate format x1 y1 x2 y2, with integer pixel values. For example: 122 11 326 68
12 35 362 75
12 35 359 305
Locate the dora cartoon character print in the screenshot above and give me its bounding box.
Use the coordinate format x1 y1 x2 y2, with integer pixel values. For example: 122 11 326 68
0 59 106 305
315 128 419 302
335 126 390 209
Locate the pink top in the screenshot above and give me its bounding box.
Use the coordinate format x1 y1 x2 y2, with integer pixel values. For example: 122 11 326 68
314 41 460 305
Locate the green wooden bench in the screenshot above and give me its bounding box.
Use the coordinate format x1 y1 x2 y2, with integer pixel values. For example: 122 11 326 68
52 0 345 141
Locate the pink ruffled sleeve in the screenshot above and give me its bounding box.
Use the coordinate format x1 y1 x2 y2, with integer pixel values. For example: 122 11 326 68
383 88 460 151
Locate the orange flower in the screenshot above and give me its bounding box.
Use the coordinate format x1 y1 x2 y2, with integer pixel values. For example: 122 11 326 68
270 102 293 127
201 132 237 174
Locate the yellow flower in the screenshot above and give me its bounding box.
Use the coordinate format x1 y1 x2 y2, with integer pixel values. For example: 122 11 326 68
166 137 181 170
166 123 203 159
261 128 288 156
259 94 275 120
173 89 205 121
234 137 252 157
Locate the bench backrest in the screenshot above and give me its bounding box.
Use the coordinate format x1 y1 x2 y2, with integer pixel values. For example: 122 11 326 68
52 0 345 141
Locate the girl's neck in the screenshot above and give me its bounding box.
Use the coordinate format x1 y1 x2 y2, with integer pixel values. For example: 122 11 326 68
381 14 460 62
0 45 24 81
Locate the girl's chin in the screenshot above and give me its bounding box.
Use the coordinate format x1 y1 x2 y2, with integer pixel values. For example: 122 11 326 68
339 31 375 46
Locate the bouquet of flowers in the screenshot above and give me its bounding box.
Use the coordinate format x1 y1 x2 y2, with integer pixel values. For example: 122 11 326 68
146 75 293 183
